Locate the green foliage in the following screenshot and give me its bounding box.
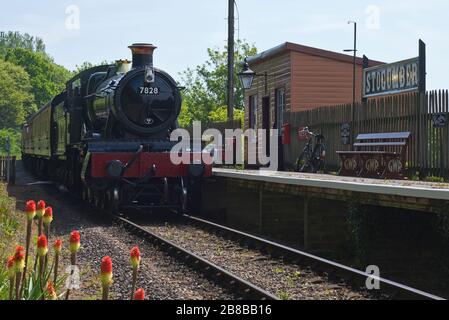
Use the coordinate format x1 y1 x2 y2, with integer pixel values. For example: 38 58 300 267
74 60 111 74
347 203 371 264
0 31 45 56
432 206 449 275
0 184 20 300
277 290 290 300
179 39 257 126
0 186 20 253
21 261 67 300
409 171 420 181
4 48 71 108
0 31 73 159
0 185 67 300
207 106 244 123
425 175 445 183
0 129 21 157
0 261 11 300
0 59 35 129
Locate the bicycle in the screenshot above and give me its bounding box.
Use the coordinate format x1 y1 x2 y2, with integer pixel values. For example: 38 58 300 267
295 127 326 173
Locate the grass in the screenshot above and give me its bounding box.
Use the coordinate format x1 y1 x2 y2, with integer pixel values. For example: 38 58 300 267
425 175 446 183
277 290 290 300
273 267 285 274
0 183 23 300
0 184 21 250
408 171 447 183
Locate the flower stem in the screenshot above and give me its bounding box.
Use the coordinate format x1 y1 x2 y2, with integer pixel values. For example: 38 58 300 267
102 286 110 300
44 225 50 270
53 253 59 284
39 256 45 300
130 267 138 300
38 217 43 236
65 252 77 300
20 221 32 297
9 278 14 300
15 271 22 300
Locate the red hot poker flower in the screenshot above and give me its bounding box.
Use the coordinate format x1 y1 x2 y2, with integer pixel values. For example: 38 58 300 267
133 288 145 300
6 256 14 268
47 281 57 300
43 207 53 226
6 256 15 278
37 235 48 257
100 256 113 287
130 246 141 269
69 231 81 253
54 239 63 254
14 246 25 272
36 200 46 218
25 200 36 221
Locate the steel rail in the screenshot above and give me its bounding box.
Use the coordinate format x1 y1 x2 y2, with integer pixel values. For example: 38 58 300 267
115 215 279 301
182 214 446 301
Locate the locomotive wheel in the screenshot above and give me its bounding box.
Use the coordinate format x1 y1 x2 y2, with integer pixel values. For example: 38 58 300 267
95 192 107 215
111 188 120 215
94 194 101 209
104 190 112 211
81 185 88 202
98 192 106 211
87 187 95 206
105 188 119 216
180 178 188 213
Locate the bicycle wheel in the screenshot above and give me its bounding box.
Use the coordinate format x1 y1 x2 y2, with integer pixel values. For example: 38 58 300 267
311 143 326 173
295 151 312 173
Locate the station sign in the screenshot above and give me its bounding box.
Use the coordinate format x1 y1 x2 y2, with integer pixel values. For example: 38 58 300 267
363 57 420 98
362 40 426 98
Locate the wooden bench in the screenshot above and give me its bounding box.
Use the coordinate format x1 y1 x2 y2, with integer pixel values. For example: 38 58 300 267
336 132 411 179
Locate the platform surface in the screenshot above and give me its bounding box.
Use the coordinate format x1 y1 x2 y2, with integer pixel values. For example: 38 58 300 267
213 169 449 201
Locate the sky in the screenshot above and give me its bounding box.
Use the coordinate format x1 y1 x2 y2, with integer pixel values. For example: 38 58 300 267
1 0 448 89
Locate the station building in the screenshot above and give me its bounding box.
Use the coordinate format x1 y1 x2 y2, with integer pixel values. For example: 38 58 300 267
243 42 384 132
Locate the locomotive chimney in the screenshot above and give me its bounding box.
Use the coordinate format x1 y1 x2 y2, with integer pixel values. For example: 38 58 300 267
128 43 157 69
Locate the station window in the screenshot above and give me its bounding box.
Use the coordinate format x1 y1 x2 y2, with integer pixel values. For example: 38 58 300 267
249 95 257 130
275 88 285 131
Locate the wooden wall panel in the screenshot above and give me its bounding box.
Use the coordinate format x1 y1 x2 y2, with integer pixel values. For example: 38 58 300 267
244 52 291 130
290 51 363 112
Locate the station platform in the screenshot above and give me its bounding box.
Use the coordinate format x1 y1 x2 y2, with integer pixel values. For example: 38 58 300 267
212 168 449 213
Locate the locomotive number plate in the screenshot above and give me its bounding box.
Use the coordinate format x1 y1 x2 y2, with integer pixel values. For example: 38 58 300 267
139 87 160 95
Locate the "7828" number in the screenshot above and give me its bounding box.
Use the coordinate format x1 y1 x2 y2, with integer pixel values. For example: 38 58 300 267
139 87 160 95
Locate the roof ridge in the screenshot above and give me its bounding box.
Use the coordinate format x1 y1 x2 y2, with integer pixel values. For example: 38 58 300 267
247 41 384 67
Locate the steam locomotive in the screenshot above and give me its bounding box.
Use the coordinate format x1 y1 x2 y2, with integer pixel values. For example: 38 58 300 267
22 43 211 213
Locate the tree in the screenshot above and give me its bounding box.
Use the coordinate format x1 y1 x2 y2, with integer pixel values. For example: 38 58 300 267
74 60 111 74
0 128 22 156
0 31 46 56
208 106 243 124
179 39 257 126
4 48 72 107
0 59 35 129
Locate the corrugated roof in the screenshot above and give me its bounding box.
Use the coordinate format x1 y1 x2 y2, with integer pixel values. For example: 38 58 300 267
247 42 384 67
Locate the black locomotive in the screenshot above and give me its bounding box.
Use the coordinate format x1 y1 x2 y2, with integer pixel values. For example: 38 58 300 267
22 43 211 213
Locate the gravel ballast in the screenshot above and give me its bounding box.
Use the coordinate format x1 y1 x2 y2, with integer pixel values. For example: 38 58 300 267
134 218 383 300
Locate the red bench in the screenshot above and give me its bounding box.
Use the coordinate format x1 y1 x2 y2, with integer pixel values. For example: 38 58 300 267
336 132 411 179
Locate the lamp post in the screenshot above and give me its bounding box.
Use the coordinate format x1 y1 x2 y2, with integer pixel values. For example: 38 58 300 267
344 21 357 147
227 0 235 121
239 59 286 170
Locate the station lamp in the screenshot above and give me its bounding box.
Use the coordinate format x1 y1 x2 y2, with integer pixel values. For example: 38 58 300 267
238 58 256 90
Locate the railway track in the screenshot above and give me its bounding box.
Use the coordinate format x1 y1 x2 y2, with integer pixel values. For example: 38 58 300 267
114 215 279 300
177 214 445 301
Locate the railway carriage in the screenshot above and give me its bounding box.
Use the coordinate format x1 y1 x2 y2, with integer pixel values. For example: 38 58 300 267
22 43 211 213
